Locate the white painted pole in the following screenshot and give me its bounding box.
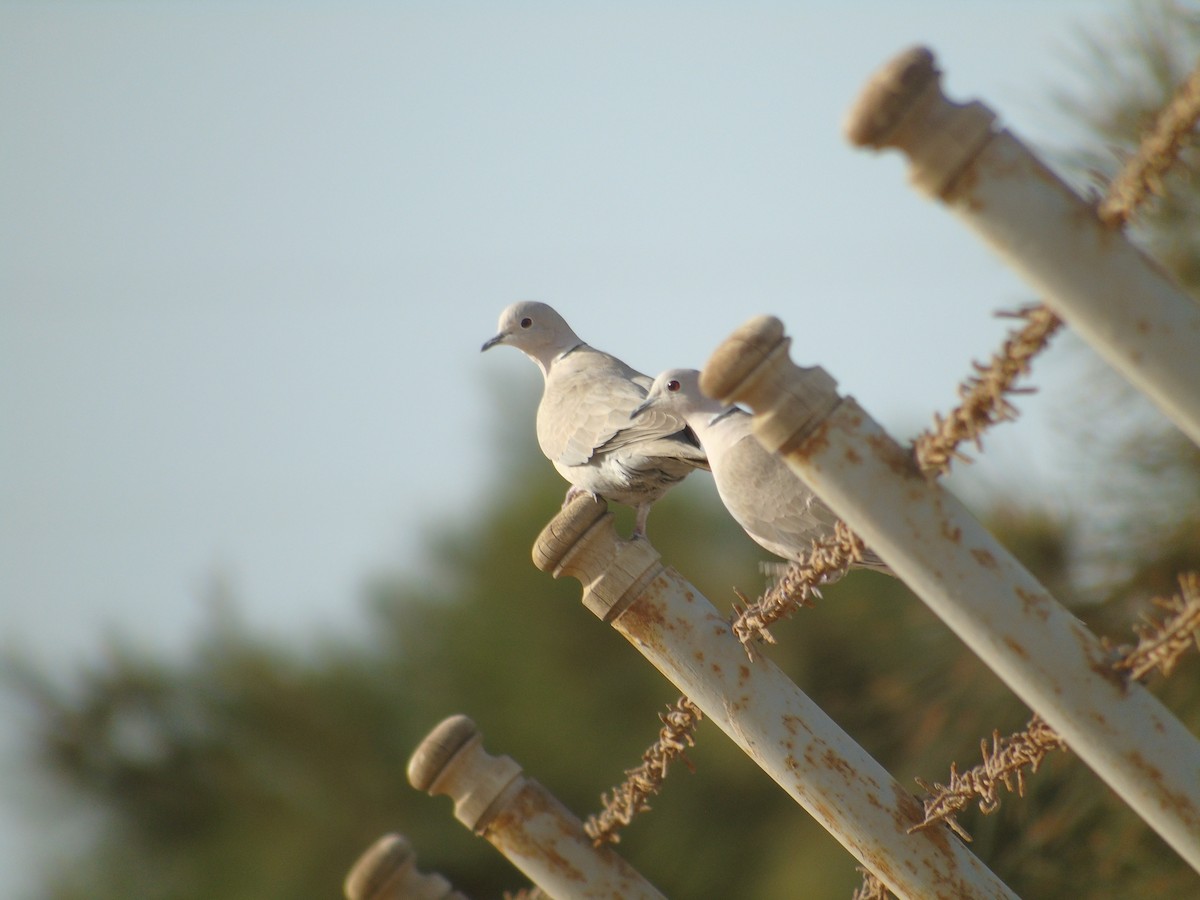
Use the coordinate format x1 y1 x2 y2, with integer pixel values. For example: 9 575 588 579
844 46 1200 447
344 833 470 900
534 497 1017 900
702 314 1200 874
407 715 666 900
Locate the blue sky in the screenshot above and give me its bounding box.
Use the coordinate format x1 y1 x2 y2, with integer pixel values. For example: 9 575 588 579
1 2 1122 895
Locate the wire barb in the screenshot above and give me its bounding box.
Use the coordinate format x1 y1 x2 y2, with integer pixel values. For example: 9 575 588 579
1114 572 1200 681
851 868 891 900
1098 56 1200 227
730 521 868 652
912 304 1063 476
583 696 704 846
910 715 1066 838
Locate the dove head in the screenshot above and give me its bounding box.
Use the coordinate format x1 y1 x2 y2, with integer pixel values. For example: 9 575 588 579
481 301 583 374
632 368 726 426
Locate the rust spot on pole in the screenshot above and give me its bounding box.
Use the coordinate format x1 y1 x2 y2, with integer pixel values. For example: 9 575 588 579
1072 620 1129 691
970 548 998 570
866 431 922 478
487 785 588 883
940 522 963 544
618 592 667 634
1125 749 1200 830
1014 585 1051 621
1003 636 1029 661
822 747 857 783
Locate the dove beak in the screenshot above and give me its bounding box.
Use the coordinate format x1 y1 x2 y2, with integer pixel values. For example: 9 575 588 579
480 332 506 352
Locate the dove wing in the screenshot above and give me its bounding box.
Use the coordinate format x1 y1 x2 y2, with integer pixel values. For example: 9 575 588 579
714 432 841 558
538 347 704 468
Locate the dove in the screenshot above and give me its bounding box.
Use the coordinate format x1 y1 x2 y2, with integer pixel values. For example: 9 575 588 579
481 302 708 537
631 368 892 573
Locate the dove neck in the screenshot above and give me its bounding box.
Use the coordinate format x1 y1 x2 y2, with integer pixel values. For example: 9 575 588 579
536 340 586 377
708 407 741 426
689 404 745 448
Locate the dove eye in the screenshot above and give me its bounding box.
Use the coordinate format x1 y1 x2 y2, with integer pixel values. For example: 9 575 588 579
667 380 681 392
520 317 533 328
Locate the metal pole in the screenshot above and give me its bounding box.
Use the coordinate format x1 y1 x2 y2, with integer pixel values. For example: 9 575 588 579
534 497 1017 900
345 833 470 900
407 714 666 900
702 314 1200 873
844 46 1200 447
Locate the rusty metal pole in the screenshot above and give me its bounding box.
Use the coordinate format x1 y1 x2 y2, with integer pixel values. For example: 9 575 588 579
702 314 1200 874
534 497 1017 900
407 714 666 900
844 46 1200 447
344 833 470 900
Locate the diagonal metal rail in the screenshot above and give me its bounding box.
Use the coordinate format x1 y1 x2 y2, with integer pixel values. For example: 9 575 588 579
844 46 1200 448
535 495 1017 900
702 314 1200 873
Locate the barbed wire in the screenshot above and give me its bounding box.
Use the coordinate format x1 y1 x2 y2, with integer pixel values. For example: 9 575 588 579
583 696 704 846
1114 572 1200 680
730 521 869 651
1098 55 1200 228
912 715 1066 841
912 305 1063 476
851 869 889 900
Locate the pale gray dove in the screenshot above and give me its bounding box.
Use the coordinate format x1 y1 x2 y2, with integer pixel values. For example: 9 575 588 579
481 302 708 537
632 368 892 574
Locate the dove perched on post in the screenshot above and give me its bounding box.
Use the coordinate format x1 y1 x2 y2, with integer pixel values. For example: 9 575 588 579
481 302 708 537
632 368 892 573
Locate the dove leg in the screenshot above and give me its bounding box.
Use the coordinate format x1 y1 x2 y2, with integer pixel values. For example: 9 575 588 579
631 502 651 539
